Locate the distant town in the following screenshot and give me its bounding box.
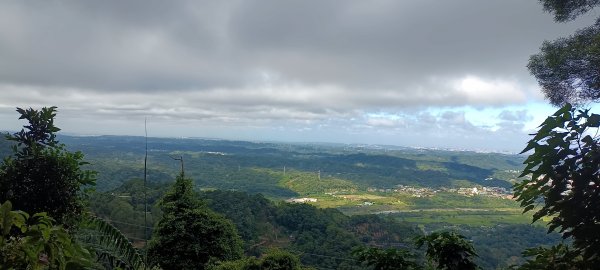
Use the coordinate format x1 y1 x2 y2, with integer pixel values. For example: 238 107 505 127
286 185 513 204
383 185 513 199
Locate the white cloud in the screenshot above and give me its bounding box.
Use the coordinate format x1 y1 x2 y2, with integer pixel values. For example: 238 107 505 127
452 76 527 105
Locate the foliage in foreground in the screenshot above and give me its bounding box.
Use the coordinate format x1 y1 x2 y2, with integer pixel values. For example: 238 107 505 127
513 243 587 270
0 107 145 270
514 104 600 261
0 200 92 270
517 1 600 268
78 215 146 270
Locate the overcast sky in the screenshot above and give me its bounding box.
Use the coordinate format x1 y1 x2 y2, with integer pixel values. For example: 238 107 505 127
0 0 597 152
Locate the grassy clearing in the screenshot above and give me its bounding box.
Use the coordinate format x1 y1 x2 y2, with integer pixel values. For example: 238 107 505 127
390 209 534 226
276 170 358 195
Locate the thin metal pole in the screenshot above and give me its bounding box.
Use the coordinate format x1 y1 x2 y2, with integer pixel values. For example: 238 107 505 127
143 118 148 269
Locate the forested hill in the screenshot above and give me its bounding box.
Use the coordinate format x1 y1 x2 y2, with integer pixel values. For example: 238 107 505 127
48 134 524 194
89 179 559 269
89 179 421 269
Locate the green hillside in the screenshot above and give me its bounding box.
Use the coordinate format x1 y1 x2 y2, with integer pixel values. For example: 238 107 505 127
55 135 525 193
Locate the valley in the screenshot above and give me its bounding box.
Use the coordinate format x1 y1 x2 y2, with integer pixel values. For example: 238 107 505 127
43 135 554 269
1 134 554 269
62 135 528 218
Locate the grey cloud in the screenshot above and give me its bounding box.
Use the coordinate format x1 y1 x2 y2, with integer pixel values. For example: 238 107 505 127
0 0 595 96
0 0 594 151
0 1 242 91
229 0 596 89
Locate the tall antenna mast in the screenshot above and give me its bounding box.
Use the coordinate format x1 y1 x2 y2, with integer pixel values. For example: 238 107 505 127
143 117 148 269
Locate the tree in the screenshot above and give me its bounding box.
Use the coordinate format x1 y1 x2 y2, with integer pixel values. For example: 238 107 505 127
211 257 261 270
147 173 243 270
353 246 419 270
0 107 144 270
538 0 600 22
528 1 600 106
211 249 303 270
517 0 600 267
0 200 92 269
514 104 600 261
0 107 96 226
259 249 302 270
515 243 587 270
415 231 478 270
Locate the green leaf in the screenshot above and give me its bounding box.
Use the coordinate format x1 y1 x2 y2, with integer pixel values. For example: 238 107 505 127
521 141 539 154
587 114 600 127
582 135 594 144
553 103 572 117
81 215 145 269
523 205 535 213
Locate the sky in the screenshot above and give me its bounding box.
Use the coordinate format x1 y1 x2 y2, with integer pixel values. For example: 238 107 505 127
0 0 598 152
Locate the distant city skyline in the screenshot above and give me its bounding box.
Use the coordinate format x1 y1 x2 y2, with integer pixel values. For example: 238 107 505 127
0 1 597 152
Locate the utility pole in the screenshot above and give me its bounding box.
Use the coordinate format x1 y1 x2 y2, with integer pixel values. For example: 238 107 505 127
170 155 185 177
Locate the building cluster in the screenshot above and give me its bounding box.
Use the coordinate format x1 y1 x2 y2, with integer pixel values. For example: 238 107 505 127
366 185 512 199
445 186 512 198
286 197 318 203
392 186 436 198
366 187 396 193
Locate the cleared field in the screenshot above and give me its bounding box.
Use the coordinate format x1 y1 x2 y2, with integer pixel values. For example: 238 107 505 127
389 208 534 226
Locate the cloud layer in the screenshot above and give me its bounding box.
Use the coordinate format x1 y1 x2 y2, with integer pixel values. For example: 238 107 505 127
0 0 595 151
